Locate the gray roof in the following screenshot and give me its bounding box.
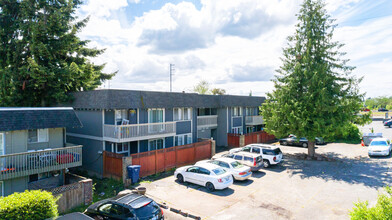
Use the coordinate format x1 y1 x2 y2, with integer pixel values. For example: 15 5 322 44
0 107 82 132
66 89 265 109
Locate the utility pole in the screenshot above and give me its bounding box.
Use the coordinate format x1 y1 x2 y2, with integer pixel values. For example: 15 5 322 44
170 64 175 92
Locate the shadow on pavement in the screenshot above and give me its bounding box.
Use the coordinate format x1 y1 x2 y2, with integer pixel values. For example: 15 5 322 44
175 180 235 196
263 164 286 173
284 152 392 188
251 171 266 178
233 179 254 186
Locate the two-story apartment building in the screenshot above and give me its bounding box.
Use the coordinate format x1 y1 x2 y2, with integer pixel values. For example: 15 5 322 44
0 108 83 197
65 89 265 176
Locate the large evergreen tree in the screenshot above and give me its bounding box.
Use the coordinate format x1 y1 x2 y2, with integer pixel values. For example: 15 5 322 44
0 0 114 106
261 0 364 157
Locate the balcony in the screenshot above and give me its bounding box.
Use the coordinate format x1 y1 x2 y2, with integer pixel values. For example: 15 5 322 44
197 115 218 129
0 145 83 181
245 115 264 125
103 122 176 142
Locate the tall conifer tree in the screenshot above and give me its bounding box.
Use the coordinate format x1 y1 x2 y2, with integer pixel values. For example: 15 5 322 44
0 0 114 106
262 0 363 157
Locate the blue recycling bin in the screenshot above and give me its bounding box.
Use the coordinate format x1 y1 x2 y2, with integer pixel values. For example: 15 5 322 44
127 165 141 184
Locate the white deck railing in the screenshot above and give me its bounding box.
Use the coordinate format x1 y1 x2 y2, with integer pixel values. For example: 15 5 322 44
245 115 264 125
103 122 176 142
0 145 82 181
197 115 218 128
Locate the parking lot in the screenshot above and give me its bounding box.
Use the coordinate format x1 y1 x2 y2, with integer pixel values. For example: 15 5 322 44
144 120 392 219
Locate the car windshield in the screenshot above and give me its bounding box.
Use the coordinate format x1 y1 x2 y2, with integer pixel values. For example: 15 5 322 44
274 148 282 154
212 168 226 175
134 201 160 219
370 141 388 146
230 161 244 169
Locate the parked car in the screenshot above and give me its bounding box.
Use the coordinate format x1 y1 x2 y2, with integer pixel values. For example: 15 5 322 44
229 144 283 168
368 138 392 157
174 163 233 191
84 193 164 220
361 107 370 112
196 158 252 181
221 152 263 171
378 108 389 112
279 135 325 147
384 119 392 128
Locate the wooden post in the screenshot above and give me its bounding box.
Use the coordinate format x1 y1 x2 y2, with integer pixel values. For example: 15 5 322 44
175 146 178 167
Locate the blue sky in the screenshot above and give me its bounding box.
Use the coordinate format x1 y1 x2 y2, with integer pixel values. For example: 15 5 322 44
77 0 392 98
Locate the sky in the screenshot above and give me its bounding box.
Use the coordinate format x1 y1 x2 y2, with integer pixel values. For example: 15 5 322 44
76 0 392 98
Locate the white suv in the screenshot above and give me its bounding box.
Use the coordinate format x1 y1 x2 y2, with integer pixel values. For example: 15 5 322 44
229 144 283 168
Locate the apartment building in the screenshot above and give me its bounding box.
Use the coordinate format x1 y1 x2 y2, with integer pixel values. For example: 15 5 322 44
65 89 265 176
0 108 83 197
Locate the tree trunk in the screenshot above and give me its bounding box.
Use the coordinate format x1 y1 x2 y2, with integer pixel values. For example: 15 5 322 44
308 141 315 158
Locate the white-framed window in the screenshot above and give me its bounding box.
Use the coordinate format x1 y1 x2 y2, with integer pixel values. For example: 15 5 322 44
232 107 243 116
115 109 128 125
28 129 48 143
148 109 164 123
175 133 192 146
174 108 192 121
0 181 3 197
232 127 243 135
116 142 129 156
149 139 164 151
246 107 255 116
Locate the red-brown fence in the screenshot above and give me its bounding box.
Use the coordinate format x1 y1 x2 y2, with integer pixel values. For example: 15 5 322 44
103 151 123 179
131 140 212 177
103 140 212 179
228 131 276 148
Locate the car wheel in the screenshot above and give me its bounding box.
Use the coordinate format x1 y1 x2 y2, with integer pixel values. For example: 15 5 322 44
282 141 288 146
302 142 308 148
177 174 184 183
389 124 392 128
206 182 215 192
263 160 270 168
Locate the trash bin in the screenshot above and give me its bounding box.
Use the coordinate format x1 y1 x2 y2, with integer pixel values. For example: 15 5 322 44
362 133 383 146
127 165 141 184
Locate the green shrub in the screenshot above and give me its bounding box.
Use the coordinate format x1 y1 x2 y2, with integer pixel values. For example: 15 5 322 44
350 186 392 220
0 190 59 219
334 123 361 144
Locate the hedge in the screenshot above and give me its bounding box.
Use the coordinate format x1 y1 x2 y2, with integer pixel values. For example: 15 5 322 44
0 190 59 219
350 186 392 219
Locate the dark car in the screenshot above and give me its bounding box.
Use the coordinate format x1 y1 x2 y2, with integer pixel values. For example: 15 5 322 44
378 108 389 112
279 135 325 148
384 119 392 128
85 193 164 220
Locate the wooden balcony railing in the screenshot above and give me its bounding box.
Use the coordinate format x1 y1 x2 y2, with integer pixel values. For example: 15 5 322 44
103 122 176 142
245 115 264 125
197 115 218 128
0 145 82 181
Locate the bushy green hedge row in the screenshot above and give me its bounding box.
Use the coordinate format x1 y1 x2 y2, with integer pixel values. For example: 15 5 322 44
0 190 58 219
350 186 392 220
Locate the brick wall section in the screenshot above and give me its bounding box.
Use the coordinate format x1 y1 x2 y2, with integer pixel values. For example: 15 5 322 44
81 179 93 205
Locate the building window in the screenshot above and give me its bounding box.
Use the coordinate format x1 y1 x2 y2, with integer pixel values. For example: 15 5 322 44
232 107 242 116
148 109 164 123
246 107 255 116
116 143 129 155
175 134 192 146
246 126 254 134
232 127 243 135
28 129 48 143
115 110 128 125
149 139 164 151
174 108 192 121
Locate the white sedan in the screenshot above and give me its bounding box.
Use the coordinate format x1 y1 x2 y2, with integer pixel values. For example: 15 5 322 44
368 138 392 156
174 163 233 191
196 158 252 181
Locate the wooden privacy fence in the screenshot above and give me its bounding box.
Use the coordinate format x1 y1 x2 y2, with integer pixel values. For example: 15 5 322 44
131 140 212 177
103 151 123 179
103 140 213 179
228 131 275 148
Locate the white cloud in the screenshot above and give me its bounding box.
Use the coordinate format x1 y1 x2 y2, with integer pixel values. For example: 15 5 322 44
77 0 392 98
